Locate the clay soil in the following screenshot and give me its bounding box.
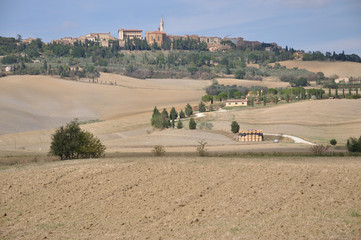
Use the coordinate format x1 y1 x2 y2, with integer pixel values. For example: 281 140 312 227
1 157 360 239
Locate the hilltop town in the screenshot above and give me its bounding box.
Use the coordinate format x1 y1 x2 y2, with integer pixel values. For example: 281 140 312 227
28 17 280 53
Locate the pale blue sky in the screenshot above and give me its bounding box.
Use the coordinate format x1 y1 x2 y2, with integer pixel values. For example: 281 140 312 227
1 0 360 55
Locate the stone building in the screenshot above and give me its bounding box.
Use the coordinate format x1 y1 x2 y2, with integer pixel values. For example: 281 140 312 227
23 38 36 44
76 32 116 47
226 99 248 107
118 29 143 41
145 17 166 46
145 31 166 47
51 37 75 45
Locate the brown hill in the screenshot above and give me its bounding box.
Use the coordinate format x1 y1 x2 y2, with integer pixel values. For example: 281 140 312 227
0 74 210 134
276 60 361 78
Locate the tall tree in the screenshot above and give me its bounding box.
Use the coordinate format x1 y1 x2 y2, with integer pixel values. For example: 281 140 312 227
179 110 186 119
185 103 193 117
170 107 178 120
189 118 197 130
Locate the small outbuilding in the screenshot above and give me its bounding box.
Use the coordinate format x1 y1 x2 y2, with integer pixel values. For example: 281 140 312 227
226 99 248 107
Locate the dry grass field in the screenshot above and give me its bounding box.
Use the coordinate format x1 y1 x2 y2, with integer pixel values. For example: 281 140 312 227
0 74 210 134
276 60 361 78
205 99 361 145
1 157 360 239
1 74 361 154
217 77 289 89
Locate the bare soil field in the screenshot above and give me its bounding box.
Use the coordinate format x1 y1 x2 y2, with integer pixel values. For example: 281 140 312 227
276 60 361 78
1 157 360 239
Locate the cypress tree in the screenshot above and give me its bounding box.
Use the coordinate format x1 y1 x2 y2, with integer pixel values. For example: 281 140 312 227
189 118 197 130
177 120 183 129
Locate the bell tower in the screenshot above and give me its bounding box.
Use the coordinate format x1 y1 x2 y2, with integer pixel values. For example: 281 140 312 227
160 17 164 32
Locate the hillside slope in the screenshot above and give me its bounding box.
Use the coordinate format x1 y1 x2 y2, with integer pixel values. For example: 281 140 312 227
276 60 361 78
0 74 210 134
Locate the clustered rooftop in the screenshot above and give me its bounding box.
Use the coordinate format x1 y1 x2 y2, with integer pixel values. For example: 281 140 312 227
34 17 279 52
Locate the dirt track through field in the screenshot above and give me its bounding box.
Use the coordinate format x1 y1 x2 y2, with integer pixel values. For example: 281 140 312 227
1 157 361 239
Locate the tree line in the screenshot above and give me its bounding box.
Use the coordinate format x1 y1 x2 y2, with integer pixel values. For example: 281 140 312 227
151 104 197 130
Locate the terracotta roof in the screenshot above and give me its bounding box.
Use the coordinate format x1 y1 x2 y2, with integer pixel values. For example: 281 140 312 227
226 99 248 102
146 31 166 34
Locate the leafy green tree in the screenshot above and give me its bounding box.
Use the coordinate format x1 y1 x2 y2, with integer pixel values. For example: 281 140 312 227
198 102 206 112
187 63 197 75
263 96 267 106
290 77 308 87
218 92 228 101
177 120 183 129
179 110 186 119
189 118 197 130
235 69 246 79
202 95 213 104
330 139 337 146
231 121 240 133
346 136 361 152
185 103 193 117
268 88 278 95
71 46 85 58
233 91 242 99
49 119 106 160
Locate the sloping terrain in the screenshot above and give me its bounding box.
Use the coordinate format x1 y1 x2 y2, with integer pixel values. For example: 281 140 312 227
276 60 361 78
0 74 210 134
206 99 361 144
1 157 360 239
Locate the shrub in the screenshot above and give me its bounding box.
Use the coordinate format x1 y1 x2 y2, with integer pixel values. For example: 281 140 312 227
152 145 166 156
189 118 197 130
330 139 337 146
198 102 206 112
196 140 208 157
346 136 361 152
231 121 240 133
235 69 245 79
309 145 330 155
49 119 106 160
177 120 183 129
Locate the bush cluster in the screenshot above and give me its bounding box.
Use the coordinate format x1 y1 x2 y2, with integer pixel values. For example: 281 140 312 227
49 120 106 160
346 136 361 152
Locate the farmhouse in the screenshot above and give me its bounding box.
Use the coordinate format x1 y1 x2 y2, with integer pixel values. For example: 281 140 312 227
226 99 248 107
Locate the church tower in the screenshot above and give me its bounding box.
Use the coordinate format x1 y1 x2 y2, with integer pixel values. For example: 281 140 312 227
160 17 164 32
